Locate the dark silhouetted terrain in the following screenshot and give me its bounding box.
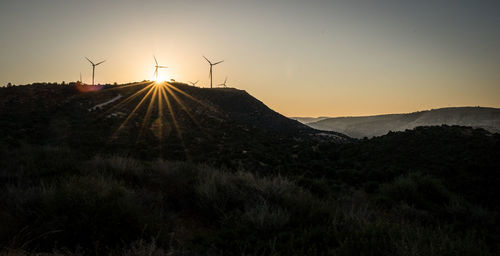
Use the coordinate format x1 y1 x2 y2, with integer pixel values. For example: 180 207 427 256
298 107 500 138
1 83 499 255
0 82 348 167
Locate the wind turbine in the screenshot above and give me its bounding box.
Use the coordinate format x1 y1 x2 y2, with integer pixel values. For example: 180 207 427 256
218 77 229 88
153 56 168 81
188 80 199 86
203 56 223 88
79 72 82 83
85 57 106 85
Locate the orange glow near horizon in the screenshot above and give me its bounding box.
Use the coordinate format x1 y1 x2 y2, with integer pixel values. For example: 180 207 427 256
1 1 500 117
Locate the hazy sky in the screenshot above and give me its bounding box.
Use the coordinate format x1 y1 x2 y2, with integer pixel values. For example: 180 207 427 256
1 0 499 117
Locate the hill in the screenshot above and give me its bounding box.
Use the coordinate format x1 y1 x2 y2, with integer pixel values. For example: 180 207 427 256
1 82 500 255
0 81 348 167
304 107 500 138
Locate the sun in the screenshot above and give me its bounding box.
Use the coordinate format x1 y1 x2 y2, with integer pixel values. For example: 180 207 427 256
154 73 165 83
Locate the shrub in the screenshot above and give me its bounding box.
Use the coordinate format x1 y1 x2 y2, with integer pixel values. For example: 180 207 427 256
0 145 79 182
242 198 290 230
37 175 156 251
379 172 452 212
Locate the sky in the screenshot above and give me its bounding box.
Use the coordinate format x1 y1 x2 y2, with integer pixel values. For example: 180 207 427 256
1 0 499 117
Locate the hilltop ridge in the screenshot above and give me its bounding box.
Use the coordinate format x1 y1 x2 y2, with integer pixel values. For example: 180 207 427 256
0 81 348 167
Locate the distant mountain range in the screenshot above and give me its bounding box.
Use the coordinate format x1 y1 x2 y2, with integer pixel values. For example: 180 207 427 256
291 117 329 124
292 107 500 138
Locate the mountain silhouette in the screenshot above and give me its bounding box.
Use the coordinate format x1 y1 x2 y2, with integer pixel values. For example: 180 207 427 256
301 107 500 138
0 81 348 166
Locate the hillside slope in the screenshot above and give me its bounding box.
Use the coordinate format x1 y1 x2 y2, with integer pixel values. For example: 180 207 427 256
0 82 348 166
306 107 500 138
1 83 500 255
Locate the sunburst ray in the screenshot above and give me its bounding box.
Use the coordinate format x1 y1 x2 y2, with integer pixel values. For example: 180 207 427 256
163 84 207 135
159 84 189 159
104 82 155 115
110 84 156 140
137 85 159 142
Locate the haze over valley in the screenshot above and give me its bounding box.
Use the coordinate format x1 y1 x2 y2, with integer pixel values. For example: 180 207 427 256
293 107 500 138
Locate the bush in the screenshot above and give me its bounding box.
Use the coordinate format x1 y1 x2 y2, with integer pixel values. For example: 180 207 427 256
379 172 452 212
34 175 160 251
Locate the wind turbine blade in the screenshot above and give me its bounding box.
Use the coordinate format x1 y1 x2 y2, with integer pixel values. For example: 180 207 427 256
95 60 106 66
213 60 224 65
158 66 168 68
203 55 212 65
85 57 94 65
154 56 158 65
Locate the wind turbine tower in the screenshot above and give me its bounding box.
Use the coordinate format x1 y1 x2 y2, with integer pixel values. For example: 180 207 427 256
85 57 106 85
153 56 168 81
218 77 229 88
203 56 223 88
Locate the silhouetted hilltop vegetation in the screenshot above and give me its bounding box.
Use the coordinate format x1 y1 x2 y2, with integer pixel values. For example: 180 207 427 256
0 82 347 163
0 81 346 139
0 83 499 255
304 107 500 138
